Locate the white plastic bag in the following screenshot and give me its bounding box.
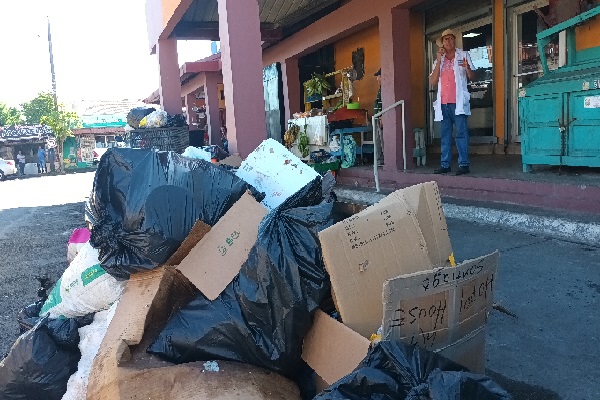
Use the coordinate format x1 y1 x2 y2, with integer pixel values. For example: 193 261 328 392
41 243 125 318
144 110 168 128
182 146 212 161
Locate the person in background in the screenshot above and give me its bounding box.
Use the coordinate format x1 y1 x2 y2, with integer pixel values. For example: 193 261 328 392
37 146 47 174
221 126 229 154
429 29 476 176
16 150 26 175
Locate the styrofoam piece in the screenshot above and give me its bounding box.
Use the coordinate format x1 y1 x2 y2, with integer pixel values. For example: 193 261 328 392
182 146 212 161
236 139 320 210
61 305 115 400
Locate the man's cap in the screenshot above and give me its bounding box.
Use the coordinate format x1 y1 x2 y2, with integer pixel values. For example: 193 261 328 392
374 68 381 76
436 29 458 48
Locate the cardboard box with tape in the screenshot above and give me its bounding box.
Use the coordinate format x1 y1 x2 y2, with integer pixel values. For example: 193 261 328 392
303 182 498 386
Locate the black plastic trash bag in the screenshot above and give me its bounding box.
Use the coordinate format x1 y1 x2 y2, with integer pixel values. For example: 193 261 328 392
314 341 513 400
165 113 187 127
127 107 156 129
0 316 89 400
147 177 334 378
88 148 259 279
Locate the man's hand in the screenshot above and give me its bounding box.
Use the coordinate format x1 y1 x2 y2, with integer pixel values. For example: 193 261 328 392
461 57 476 81
437 47 445 63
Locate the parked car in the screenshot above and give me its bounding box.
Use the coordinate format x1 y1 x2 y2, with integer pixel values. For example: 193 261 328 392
0 158 17 180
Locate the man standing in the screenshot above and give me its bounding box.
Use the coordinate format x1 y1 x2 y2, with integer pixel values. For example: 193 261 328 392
16 150 26 176
429 29 476 175
37 146 47 174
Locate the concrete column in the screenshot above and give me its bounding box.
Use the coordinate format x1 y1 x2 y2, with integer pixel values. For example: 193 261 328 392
281 57 301 122
204 71 222 145
184 93 196 126
157 38 182 115
218 0 266 157
379 7 415 170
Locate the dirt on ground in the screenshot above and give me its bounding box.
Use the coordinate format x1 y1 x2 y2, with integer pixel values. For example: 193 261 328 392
0 202 86 357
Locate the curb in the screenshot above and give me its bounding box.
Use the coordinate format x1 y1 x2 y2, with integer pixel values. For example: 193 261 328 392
334 187 600 247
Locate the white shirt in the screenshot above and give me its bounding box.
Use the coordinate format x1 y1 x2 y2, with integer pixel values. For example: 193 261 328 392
430 48 475 121
17 154 25 163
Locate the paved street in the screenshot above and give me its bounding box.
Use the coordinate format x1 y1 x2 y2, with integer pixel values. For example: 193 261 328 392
0 172 598 399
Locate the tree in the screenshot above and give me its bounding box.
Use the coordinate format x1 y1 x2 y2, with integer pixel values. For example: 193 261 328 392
21 92 56 125
41 105 81 172
0 103 22 126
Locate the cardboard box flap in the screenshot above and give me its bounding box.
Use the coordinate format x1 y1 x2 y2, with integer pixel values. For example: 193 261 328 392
302 310 370 385
373 182 452 267
382 251 498 372
319 196 432 338
88 267 198 399
165 220 212 266
177 192 267 300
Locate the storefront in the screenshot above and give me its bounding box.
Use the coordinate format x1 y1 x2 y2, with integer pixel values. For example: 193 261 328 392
421 0 564 153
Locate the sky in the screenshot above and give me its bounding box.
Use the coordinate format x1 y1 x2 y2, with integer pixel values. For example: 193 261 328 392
0 0 213 108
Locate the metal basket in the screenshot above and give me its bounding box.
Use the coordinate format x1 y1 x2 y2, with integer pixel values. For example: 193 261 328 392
128 126 189 153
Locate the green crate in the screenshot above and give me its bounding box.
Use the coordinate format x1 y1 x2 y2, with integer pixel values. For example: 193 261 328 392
310 160 340 175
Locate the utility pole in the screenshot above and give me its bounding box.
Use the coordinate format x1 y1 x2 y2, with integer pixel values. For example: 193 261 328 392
47 17 58 112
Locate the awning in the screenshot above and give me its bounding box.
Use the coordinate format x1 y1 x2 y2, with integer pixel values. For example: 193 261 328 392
0 125 54 144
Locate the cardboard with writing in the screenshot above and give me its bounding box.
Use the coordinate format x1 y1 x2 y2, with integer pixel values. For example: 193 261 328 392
176 192 267 300
382 251 499 372
318 182 451 338
301 309 371 386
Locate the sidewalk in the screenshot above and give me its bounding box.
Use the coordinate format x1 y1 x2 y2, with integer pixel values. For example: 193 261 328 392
334 184 600 246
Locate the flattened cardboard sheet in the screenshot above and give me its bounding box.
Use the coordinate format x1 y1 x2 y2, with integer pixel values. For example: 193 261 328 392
382 251 499 372
318 183 448 338
177 192 267 300
302 310 370 385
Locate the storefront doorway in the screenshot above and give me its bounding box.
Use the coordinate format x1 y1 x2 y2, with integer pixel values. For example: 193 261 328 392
426 17 494 146
507 0 563 144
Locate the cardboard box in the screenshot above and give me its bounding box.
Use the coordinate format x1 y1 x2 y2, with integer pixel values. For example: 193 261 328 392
176 192 267 300
309 182 496 381
318 182 452 338
382 252 499 373
302 310 370 386
87 267 300 399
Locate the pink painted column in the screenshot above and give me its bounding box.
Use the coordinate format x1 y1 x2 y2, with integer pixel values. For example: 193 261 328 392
281 57 301 122
218 0 266 157
204 71 222 145
379 7 415 170
184 93 196 126
157 38 183 115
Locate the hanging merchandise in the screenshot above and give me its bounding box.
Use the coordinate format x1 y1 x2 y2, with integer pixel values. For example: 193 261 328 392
341 135 356 168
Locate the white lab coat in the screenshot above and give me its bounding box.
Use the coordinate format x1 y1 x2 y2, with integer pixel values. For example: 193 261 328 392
431 49 475 122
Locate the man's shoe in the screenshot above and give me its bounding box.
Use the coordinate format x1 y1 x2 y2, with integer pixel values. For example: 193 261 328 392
433 166 451 174
455 166 470 176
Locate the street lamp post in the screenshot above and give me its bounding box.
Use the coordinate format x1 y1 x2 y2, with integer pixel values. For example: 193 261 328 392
47 17 58 112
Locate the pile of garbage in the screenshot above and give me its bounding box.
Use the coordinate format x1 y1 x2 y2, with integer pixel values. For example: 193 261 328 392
0 139 513 400
126 107 187 130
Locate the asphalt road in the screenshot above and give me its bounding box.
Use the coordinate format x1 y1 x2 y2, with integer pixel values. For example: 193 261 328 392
0 172 94 358
0 172 598 399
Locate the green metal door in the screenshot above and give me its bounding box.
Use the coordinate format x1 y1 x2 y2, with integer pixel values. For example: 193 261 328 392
565 90 600 166
520 92 563 170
